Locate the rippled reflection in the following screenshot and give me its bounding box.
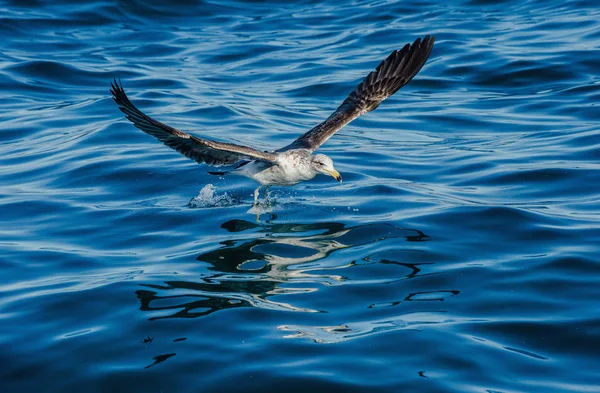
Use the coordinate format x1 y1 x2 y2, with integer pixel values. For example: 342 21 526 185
144 353 176 369
278 312 471 344
136 220 429 320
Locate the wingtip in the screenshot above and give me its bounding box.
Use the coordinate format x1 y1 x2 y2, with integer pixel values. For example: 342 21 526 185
110 78 131 107
412 34 435 49
422 35 435 49
110 78 124 95
110 78 119 98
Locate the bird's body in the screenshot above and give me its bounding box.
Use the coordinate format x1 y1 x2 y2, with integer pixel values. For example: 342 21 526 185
110 35 435 206
237 149 315 186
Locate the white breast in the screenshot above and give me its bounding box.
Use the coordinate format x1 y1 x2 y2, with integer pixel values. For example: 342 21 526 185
244 150 316 186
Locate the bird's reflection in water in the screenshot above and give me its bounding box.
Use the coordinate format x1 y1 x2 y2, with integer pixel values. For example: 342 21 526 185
136 219 429 320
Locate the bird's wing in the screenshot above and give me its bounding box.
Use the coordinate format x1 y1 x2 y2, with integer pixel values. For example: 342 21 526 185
110 80 277 167
279 35 435 152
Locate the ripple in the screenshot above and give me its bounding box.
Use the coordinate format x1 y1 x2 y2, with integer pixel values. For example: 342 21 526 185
2 0 600 391
279 312 475 344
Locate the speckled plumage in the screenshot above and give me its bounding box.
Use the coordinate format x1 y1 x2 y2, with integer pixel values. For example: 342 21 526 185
110 36 435 203
240 149 319 186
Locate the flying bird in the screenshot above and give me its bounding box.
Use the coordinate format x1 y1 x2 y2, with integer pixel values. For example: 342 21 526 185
111 35 435 206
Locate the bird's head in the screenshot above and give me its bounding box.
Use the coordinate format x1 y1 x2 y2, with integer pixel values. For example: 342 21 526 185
311 154 342 183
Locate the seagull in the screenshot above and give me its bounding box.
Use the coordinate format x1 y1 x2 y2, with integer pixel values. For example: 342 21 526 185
111 35 435 206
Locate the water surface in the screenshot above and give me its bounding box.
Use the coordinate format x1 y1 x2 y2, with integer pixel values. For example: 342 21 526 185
1 0 600 392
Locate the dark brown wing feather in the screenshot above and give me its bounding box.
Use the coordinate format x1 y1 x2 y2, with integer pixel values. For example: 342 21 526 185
110 80 276 166
281 35 435 152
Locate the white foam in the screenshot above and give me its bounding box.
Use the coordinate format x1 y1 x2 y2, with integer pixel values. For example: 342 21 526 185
188 184 238 208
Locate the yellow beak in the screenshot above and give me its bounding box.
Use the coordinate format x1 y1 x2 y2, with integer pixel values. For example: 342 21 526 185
326 169 342 183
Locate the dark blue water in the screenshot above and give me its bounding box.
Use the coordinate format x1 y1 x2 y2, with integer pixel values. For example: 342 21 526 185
2 0 600 392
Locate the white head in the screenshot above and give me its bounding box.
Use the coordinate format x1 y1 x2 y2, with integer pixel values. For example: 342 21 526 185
311 154 342 183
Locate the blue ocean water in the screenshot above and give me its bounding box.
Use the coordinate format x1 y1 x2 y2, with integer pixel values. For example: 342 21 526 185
1 0 600 391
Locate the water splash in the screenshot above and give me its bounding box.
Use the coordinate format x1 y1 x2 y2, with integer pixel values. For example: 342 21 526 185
247 198 277 216
188 184 238 208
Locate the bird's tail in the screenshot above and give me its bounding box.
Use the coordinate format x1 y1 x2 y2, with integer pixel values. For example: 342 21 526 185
342 35 435 114
208 171 230 176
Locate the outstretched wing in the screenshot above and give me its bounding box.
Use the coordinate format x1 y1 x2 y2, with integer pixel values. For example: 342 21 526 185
110 80 277 167
280 35 435 152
